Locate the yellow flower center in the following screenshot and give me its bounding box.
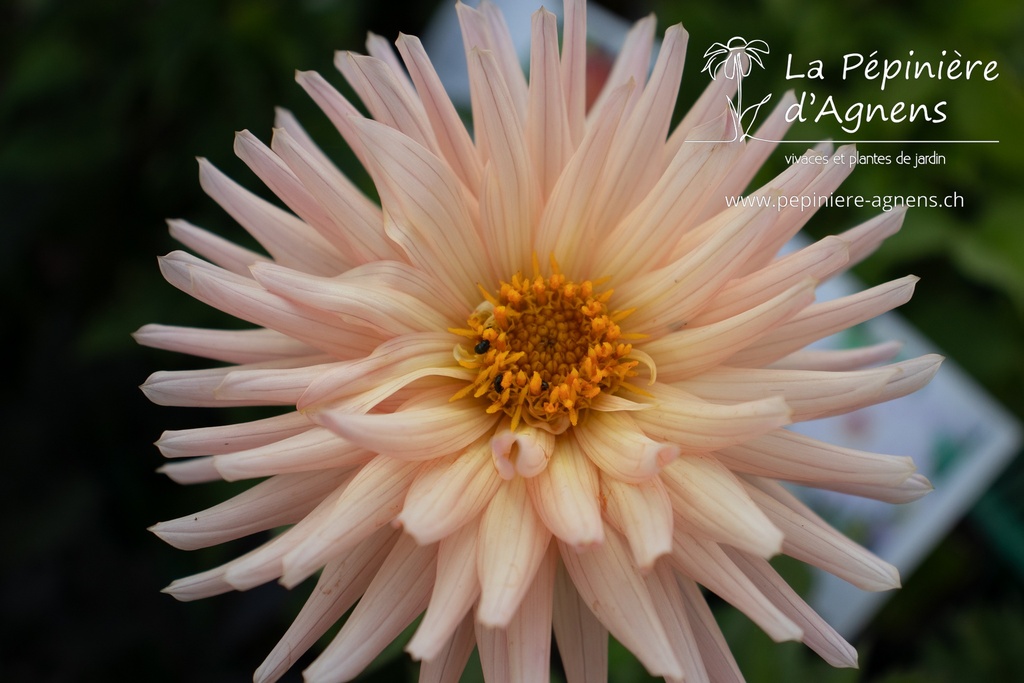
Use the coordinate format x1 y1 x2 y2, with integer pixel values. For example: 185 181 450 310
452 262 638 433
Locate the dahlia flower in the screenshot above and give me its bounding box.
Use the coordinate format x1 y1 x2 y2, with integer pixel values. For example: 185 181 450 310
138 1 941 680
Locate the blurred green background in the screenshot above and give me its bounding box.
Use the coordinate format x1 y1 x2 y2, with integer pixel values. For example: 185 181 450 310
3 0 1023 681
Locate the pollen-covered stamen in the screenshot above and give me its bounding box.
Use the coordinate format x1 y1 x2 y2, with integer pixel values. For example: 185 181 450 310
452 263 638 433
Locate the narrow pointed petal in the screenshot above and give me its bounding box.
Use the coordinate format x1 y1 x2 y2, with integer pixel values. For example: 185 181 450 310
397 436 501 544
280 455 421 588
254 527 399 683
661 454 784 558
743 476 902 591
587 13 655 120
476 476 552 627
768 341 903 371
645 562 711 683
573 410 681 483
601 474 674 570
407 521 481 661
552 558 608 683
527 437 604 548
558 529 683 678
157 457 221 484
416 613 476 683
155 411 311 458
670 530 803 643
212 427 373 481
726 549 859 668
141 356 319 408
505 544 557 681
664 70 740 159
559 0 587 146
364 31 416 96
133 324 315 364
303 534 437 683
810 472 933 503
526 8 572 198
677 577 745 683
197 158 346 276
166 218 268 276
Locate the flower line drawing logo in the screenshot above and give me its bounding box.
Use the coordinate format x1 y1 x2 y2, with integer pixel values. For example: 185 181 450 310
702 36 772 140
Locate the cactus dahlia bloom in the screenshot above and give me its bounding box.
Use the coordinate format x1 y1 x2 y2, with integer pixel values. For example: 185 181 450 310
137 1 941 681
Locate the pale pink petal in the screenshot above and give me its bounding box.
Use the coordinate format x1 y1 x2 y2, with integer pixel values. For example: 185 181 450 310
558 529 683 678
504 543 557 681
407 520 481 661
767 340 903 371
214 361 335 405
197 157 347 276
249 261 451 336
600 474 674 570
269 126 398 265
468 46 538 276
396 33 483 194
166 218 268 276
643 279 815 380
140 355 321 408
335 51 438 153
669 529 803 642
664 69 741 159
689 235 850 327
573 410 680 483
809 472 933 503
730 276 919 366
398 436 501 545
416 613 477 683
155 411 312 458
559 0 587 147
552 558 608 683
474 623 511 683
150 470 348 550
645 562 710 683
526 7 572 199
211 427 373 482
157 457 221 485
133 324 315 364
476 476 553 627
157 250 383 358
365 31 416 95
526 437 604 548
726 549 858 668
349 116 487 306
490 421 556 479
314 389 499 461
661 453 784 558
677 577 745 683
254 527 400 683
742 476 901 591
587 13 655 120
632 385 791 451
294 70 371 164
280 455 421 588
834 207 907 272
479 0 529 120
303 534 437 683
716 429 917 488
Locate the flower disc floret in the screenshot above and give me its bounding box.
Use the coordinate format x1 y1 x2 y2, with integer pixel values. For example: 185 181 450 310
453 265 637 433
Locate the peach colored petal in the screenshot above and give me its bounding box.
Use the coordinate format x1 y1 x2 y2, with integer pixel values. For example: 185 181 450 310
559 0 587 147
417 613 477 683
211 427 373 481
726 549 858 668
479 0 529 119
558 529 683 678
155 411 311 458
663 68 740 159
587 13 654 120
504 543 557 681
166 217 269 276
254 527 399 683
197 157 346 276
632 385 791 452
364 31 416 96
600 474 673 570
490 421 556 479
157 457 221 485
716 429 917 488
214 361 335 405
552 558 608 683
526 437 604 548
661 453 784 558
280 455 421 588
303 534 437 683
269 126 398 265
395 33 482 194
157 251 383 357
743 476 901 591
133 324 315 364
645 562 709 683
526 8 571 199
677 577 745 683
406 520 481 661
294 70 370 164
335 51 438 153
730 275 919 367
249 261 451 336
644 279 815 380
669 530 803 643
810 472 933 503
398 436 501 545
140 355 322 408
150 470 348 551
474 622 511 683
476 476 553 628
767 340 903 371
573 410 680 483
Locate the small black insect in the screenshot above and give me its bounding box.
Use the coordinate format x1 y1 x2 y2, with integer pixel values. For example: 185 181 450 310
474 339 490 354
541 381 549 391
494 375 505 393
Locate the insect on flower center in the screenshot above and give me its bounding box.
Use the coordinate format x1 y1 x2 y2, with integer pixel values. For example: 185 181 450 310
452 262 638 434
